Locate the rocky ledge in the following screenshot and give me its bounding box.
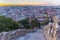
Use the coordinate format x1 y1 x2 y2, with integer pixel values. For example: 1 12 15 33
0 29 36 40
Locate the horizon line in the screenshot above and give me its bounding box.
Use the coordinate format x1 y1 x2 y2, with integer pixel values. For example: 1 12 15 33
0 3 59 6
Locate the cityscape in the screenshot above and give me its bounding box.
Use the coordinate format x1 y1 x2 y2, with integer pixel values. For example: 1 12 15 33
0 6 60 21
0 6 59 40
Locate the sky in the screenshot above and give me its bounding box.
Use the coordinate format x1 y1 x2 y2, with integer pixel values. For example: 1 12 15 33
0 0 60 6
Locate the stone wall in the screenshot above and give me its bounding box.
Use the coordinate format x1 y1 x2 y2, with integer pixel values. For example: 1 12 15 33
0 29 36 40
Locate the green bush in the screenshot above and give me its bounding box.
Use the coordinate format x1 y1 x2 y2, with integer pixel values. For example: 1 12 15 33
41 19 49 26
18 18 31 29
0 16 22 32
18 18 40 29
31 18 40 28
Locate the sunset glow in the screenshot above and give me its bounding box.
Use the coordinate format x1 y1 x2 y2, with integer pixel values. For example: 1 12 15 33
0 0 60 6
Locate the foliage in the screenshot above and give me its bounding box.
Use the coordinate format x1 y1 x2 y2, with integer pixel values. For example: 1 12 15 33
31 18 40 28
18 18 31 29
18 18 40 29
41 19 49 26
0 16 22 32
0 15 41 32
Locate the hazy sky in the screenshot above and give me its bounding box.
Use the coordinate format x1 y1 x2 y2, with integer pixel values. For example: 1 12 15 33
0 0 60 5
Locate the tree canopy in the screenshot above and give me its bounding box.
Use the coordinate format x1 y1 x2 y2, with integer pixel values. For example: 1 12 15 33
0 16 22 32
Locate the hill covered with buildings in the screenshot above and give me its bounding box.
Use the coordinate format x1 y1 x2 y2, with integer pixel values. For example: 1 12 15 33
0 6 60 21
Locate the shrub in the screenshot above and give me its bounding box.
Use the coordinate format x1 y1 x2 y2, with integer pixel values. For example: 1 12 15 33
18 18 31 29
41 19 49 26
0 16 22 32
18 18 40 29
31 18 40 28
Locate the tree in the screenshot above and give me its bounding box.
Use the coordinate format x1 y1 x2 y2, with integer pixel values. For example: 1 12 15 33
18 17 40 29
30 18 40 28
41 18 49 26
18 18 31 29
0 16 22 32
